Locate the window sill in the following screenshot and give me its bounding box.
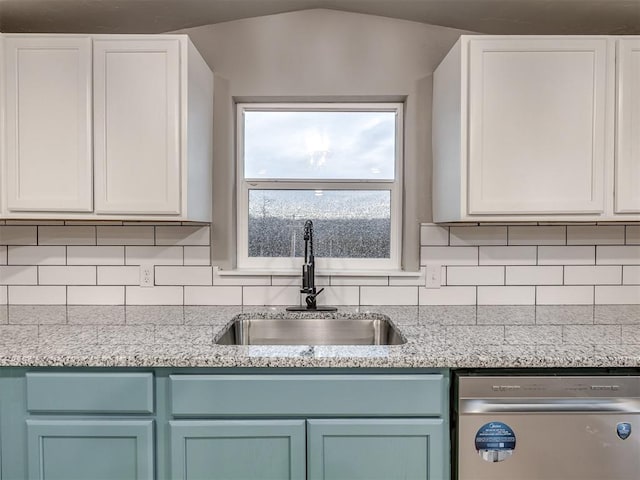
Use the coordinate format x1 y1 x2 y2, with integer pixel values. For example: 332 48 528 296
214 267 424 278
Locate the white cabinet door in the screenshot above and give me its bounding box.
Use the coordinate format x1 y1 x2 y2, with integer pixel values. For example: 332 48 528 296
93 38 181 215
616 38 640 213
4 36 93 212
467 37 609 215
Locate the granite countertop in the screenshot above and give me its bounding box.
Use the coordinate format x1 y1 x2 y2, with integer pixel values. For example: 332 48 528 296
0 304 639 368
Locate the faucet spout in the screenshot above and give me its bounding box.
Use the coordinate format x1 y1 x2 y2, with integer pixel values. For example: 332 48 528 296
286 220 337 312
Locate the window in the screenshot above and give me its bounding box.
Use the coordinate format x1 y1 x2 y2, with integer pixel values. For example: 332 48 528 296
237 103 403 271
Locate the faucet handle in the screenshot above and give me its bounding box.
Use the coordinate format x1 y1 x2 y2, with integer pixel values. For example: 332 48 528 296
305 288 324 309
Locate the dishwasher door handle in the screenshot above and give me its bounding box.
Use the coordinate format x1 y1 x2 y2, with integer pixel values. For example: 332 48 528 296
460 398 640 414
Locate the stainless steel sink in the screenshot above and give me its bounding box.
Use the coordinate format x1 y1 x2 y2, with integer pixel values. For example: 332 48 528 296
215 314 406 346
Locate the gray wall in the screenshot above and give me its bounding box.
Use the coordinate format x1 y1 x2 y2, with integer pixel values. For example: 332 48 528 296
177 8 465 270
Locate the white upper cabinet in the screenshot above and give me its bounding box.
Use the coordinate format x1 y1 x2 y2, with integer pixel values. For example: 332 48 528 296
4 36 93 212
468 38 608 215
93 38 181 215
616 38 640 214
432 35 637 222
1 34 213 221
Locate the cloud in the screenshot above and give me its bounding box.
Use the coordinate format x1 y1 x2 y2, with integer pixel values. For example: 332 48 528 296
243 109 396 180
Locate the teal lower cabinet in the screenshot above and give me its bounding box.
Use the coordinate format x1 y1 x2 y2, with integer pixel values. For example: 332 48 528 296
170 420 306 480
0 369 449 480
307 419 446 480
166 373 450 480
26 419 154 480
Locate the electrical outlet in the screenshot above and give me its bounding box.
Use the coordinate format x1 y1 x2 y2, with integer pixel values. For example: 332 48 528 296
425 264 441 289
140 264 154 287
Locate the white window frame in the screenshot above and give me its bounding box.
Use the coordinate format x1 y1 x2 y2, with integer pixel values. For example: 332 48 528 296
236 102 404 271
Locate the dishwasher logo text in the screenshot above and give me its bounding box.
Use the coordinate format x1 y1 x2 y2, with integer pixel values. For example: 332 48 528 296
617 422 632 440
475 422 516 463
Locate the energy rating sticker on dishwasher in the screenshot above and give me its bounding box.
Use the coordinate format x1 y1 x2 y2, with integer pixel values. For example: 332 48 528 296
474 421 516 462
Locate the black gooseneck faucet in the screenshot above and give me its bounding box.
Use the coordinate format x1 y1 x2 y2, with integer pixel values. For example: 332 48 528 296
286 220 337 312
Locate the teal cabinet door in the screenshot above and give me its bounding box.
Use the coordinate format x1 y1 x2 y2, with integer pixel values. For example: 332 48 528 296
27 419 153 480
307 419 447 480
170 420 306 480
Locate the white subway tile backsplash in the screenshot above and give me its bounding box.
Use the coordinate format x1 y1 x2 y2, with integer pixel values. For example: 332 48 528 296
595 286 640 304
39 266 96 285
565 266 621 285
8 286 66 304
568 225 625 245
450 226 507 246
97 226 154 245
331 276 388 286
627 226 640 245
0 226 37 245
270 276 301 287
8 246 65 265
479 246 537 265
420 224 449 246
68 246 125 265
0 221 634 306
184 246 210 265
320 286 360 306
447 266 504 286
67 221 122 226
156 226 210 246
126 286 183 305
38 226 96 245
506 266 563 285
97 266 140 285
0 286 7 305
184 286 243 305
155 266 213 286
125 246 183 265
68 286 124 305
597 246 640 265
360 286 416 305
213 273 271 286
623 266 640 285
419 286 476 305
538 246 595 265
508 226 566 245
477 286 535 305
420 246 478 266
537 286 594 305
242 286 300 306
0 266 37 285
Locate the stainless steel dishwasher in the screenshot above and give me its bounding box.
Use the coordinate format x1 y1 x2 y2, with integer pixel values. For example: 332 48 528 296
457 375 640 480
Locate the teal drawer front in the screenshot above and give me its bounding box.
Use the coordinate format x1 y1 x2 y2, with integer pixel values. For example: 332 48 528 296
27 372 154 413
170 374 445 417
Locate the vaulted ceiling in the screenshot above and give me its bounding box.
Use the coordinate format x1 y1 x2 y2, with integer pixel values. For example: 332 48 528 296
0 0 639 35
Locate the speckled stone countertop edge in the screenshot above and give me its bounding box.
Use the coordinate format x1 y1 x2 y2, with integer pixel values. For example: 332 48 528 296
0 304 638 368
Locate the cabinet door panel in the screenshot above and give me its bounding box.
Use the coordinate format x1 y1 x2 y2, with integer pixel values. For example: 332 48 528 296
27 420 153 480
94 39 181 215
170 420 305 480
4 36 93 212
307 419 446 480
616 38 640 213
468 38 609 215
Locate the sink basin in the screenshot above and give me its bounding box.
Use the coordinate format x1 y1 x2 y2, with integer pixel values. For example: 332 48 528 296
215 314 406 346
